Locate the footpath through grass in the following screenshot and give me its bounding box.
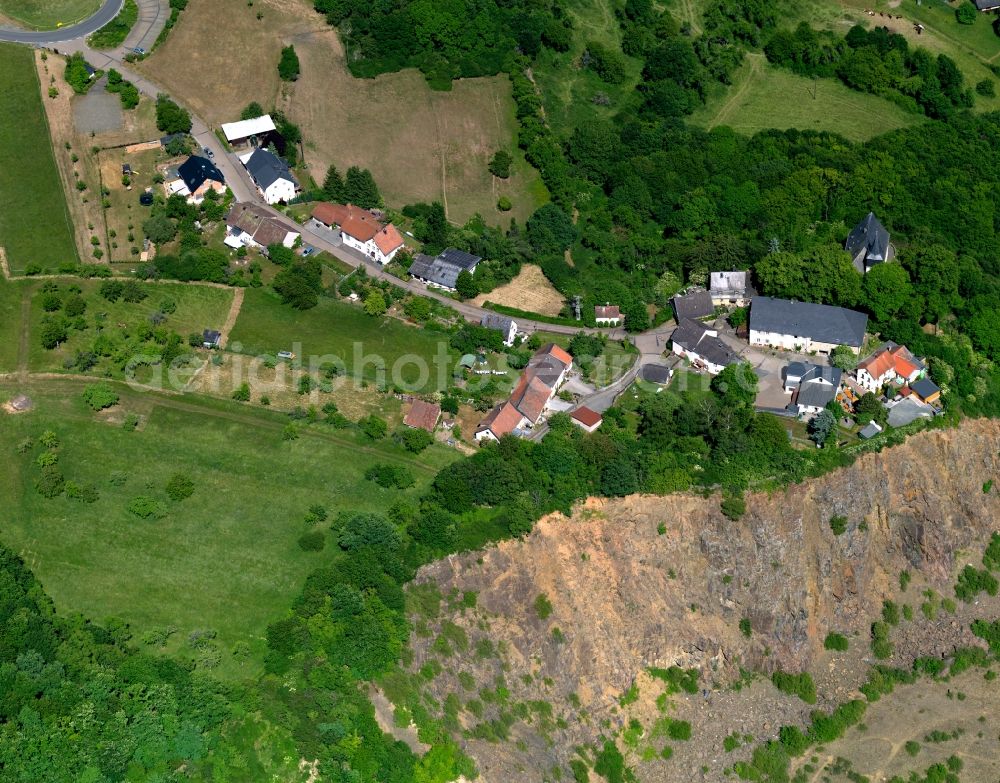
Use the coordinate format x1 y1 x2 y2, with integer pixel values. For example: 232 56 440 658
0 0 100 29
0 379 457 680
229 288 460 392
0 44 78 274
689 55 921 142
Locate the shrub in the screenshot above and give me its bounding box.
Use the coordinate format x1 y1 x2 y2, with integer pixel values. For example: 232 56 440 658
954 564 998 602
497 196 512 211
128 496 167 519
904 740 920 756
231 383 251 402
278 45 300 80
65 481 99 503
739 618 752 637
899 569 911 591
720 494 746 520
871 621 893 660
359 415 388 440
297 531 325 551
35 465 65 498
534 593 553 620
488 150 512 178
399 427 434 453
882 599 900 626
364 463 415 489
771 671 817 704
667 719 691 741
957 3 978 24
976 79 996 97
165 473 194 501
82 383 119 411
824 632 849 652
829 515 848 535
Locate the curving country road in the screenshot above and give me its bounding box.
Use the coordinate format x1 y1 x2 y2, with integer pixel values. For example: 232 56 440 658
0 0 123 43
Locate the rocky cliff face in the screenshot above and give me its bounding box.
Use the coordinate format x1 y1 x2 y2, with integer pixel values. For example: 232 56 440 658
404 420 1000 781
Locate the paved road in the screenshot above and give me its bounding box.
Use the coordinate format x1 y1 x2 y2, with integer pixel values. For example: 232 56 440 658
0 0 123 43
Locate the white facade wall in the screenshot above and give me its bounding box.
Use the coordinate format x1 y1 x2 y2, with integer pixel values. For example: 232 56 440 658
749 329 854 356
261 178 297 205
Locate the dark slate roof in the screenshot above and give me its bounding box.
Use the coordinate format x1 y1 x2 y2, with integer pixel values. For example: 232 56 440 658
910 378 940 399
858 421 882 439
750 296 868 348
203 329 221 344
481 313 515 333
177 155 224 194
640 364 672 383
845 212 891 270
245 148 295 190
409 249 482 289
672 289 714 321
670 319 740 368
788 363 843 409
439 248 481 271
974 0 1000 10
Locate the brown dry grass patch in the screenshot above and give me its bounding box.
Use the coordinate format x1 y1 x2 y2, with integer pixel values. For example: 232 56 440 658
140 0 546 223
472 263 565 317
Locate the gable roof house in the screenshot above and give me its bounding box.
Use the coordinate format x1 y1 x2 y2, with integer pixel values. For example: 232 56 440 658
845 212 895 274
166 155 226 204
310 202 405 264
404 399 441 432
408 248 482 291
481 313 518 347
241 148 298 205
225 202 300 250
783 362 844 416
475 343 573 441
570 406 603 433
670 318 740 375
595 305 622 326
710 271 754 306
221 114 277 148
749 296 868 355
672 289 715 322
855 342 925 392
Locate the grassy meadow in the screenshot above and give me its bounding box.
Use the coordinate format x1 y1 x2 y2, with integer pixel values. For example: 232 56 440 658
0 276 24 373
0 43 78 274
689 54 922 142
229 288 460 392
0 379 457 678
0 0 99 28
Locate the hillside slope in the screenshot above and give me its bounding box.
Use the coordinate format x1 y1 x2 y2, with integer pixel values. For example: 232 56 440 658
400 420 1000 781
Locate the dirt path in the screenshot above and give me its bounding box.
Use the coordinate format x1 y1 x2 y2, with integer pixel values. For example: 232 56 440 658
708 53 763 129
218 287 244 349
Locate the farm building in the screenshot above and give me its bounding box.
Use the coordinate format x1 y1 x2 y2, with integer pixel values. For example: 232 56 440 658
480 313 518 346
225 203 300 251
710 271 754 306
241 148 297 204
672 289 715 321
475 402 529 442
404 400 441 432
221 114 277 148
670 318 740 375
408 248 482 291
749 297 868 355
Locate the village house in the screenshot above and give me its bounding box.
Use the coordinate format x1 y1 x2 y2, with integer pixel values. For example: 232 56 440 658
749 297 868 355
240 148 298 205
672 289 715 322
224 202 300 251
311 203 404 264
408 248 482 292
595 305 622 326
202 329 221 349
855 342 924 392
220 114 277 149
670 318 740 375
480 313 518 347
709 271 754 307
570 406 603 433
165 155 226 204
475 343 573 442
403 399 441 433
845 212 895 274
783 362 843 417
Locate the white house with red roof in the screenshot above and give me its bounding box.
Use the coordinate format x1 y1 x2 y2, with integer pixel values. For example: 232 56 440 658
311 202 404 264
855 342 925 392
595 304 622 326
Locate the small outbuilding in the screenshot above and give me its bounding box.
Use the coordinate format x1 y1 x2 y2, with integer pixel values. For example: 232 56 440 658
640 364 673 384
595 304 622 326
570 406 603 433
909 378 941 405
202 329 222 349
9 395 33 412
858 421 883 440
404 399 441 432
672 289 715 322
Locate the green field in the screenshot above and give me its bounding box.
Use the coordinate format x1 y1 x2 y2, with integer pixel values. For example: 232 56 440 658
26 278 235 374
0 379 457 678
0 0 100 29
689 54 922 142
0 43 78 273
229 289 460 392
0 275 24 373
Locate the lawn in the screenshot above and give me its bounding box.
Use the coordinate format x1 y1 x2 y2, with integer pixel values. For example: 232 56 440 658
532 0 645 137
27 278 235 374
0 43 78 274
139 0 547 224
0 379 457 679
0 275 25 373
689 54 922 142
0 0 99 29
229 288 460 392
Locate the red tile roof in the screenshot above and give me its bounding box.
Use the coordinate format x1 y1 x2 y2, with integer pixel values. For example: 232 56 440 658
858 344 919 382
311 202 349 226
478 402 526 438
538 343 573 368
404 399 440 432
595 305 621 320
374 223 404 256
311 202 381 242
511 374 553 423
570 406 602 427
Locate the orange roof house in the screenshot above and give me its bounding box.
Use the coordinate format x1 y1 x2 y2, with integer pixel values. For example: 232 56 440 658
374 224 404 258
856 342 924 392
404 399 440 432
474 402 528 442
311 202 403 264
570 406 602 432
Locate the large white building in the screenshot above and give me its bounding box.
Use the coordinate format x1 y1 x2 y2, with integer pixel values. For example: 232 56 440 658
748 297 868 356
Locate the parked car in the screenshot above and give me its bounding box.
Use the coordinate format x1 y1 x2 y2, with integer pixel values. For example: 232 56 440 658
203 147 214 158
301 246 315 257
277 351 295 360
132 47 145 55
